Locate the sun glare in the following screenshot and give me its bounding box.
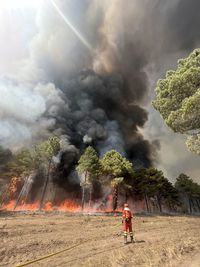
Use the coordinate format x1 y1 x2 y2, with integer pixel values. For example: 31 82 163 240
0 0 42 9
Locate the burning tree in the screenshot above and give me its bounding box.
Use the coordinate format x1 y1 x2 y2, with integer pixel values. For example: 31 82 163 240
3 148 41 208
35 136 60 210
100 150 133 211
2 136 60 210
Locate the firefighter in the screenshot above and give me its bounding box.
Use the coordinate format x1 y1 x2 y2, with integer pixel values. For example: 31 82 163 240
122 203 133 244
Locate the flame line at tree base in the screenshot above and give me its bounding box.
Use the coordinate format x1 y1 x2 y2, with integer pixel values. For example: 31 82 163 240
0 200 123 214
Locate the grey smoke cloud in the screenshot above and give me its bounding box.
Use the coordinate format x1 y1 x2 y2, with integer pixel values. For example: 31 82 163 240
0 79 45 123
0 0 200 182
0 77 68 148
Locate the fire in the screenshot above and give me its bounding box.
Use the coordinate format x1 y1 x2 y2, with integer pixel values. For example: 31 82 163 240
58 200 81 212
1 200 40 211
0 200 81 212
0 199 122 213
8 177 20 199
1 186 122 213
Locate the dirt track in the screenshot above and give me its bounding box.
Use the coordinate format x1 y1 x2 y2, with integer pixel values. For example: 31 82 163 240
0 212 200 267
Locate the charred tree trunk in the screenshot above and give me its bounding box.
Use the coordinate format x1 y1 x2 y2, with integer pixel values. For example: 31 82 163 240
157 195 162 213
112 186 118 211
144 192 150 213
40 160 52 210
14 186 24 210
14 176 29 210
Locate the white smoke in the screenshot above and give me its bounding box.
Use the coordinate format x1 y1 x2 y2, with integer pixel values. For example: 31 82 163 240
0 77 68 149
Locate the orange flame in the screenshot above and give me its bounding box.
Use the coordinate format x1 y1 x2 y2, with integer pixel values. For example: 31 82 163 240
8 177 19 199
1 199 122 213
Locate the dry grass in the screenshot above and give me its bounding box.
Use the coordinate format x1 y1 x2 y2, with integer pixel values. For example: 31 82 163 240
0 213 200 267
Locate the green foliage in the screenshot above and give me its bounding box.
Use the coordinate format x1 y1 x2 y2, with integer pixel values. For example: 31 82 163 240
152 49 200 154
111 177 124 188
6 149 38 177
130 167 147 197
186 134 200 155
132 167 179 207
5 136 60 178
131 167 166 197
175 173 200 198
100 150 134 211
100 150 133 179
34 136 60 163
76 146 100 177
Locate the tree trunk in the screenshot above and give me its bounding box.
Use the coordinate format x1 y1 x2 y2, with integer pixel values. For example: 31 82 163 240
196 198 200 212
188 197 192 214
157 195 162 213
14 176 29 210
144 192 150 213
40 160 52 210
81 171 87 211
89 185 92 208
81 186 85 211
112 186 118 211
14 186 25 210
191 198 196 212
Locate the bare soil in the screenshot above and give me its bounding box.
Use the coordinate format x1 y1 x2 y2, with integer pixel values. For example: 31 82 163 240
0 212 200 267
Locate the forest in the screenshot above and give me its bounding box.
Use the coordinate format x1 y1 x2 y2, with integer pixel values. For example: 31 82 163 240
1 138 200 214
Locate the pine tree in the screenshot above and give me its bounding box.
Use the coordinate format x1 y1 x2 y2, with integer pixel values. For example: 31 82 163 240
175 173 200 213
76 146 100 210
100 150 133 211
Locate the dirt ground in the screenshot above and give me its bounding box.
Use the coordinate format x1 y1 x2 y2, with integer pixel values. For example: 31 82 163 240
0 212 200 267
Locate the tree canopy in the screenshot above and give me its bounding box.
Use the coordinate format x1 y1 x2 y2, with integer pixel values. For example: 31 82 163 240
5 136 60 178
100 150 133 179
175 173 200 213
100 150 133 211
152 48 200 155
76 146 100 179
175 173 200 198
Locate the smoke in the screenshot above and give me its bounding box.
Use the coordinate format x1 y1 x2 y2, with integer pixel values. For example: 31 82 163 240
0 0 200 185
0 77 68 149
